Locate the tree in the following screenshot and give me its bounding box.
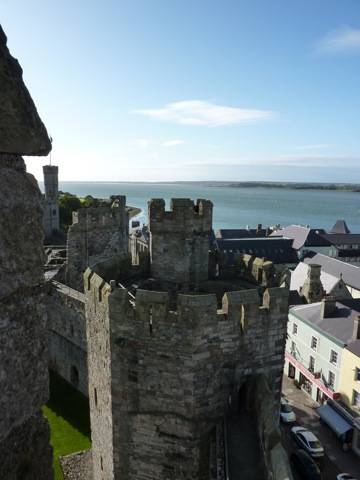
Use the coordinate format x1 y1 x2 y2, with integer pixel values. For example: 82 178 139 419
59 193 82 229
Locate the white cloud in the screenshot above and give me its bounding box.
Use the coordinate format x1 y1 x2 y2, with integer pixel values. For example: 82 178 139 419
162 140 185 147
133 100 277 127
175 153 358 169
296 144 335 150
132 139 151 148
314 26 360 55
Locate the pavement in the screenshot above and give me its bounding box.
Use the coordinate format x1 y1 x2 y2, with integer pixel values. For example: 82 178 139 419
282 374 360 479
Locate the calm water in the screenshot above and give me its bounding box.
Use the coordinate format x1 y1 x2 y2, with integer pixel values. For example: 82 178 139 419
38 181 360 233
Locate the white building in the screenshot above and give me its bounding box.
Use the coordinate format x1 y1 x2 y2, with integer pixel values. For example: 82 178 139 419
284 297 360 404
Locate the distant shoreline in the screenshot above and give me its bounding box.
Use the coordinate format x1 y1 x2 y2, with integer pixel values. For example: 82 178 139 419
56 180 360 192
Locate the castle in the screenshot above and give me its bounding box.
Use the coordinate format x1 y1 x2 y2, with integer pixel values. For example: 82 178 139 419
1 24 292 479
83 198 290 479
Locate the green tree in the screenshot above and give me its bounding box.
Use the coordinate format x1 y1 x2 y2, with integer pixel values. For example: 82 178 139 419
59 193 82 229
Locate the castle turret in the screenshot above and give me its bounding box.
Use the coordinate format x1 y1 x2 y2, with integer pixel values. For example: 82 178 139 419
42 165 60 238
43 165 58 203
148 198 213 291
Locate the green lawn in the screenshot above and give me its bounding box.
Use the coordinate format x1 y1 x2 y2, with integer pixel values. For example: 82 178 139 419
42 371 92 480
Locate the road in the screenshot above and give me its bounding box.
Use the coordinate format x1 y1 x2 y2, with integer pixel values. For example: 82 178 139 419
280 422 341 480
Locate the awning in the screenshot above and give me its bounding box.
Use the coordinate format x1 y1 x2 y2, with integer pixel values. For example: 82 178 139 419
316 404 352 436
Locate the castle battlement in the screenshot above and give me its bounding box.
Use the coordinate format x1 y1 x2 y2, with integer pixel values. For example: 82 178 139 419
72 195 127 230
148 197 213 233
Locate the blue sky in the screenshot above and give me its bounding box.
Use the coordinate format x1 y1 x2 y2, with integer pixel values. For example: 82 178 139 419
2 1 360 183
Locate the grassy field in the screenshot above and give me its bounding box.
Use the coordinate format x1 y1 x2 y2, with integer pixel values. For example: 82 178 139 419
42 371 92 480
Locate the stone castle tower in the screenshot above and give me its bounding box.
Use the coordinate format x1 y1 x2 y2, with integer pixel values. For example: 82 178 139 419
84 198 289 480
66 196 129 291
42 164 60 239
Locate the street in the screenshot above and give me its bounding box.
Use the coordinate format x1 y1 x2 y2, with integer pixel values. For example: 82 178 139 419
281 421 345 479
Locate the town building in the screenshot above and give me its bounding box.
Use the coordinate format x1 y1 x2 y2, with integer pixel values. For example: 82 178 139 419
302 253 360 299
338 340 360 458
290 262 352 303
285 297 360 404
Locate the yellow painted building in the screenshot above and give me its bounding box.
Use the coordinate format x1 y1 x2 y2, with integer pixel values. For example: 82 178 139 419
338 340 360 458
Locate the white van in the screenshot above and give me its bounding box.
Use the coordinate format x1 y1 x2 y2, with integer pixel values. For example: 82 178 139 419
280 397 296 423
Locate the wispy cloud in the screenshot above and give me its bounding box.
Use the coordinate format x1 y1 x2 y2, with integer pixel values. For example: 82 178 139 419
162 140 185 147
176 153 357 169
133 100 277 127
296 144 335 150
314 26 360 55
132 139 151 148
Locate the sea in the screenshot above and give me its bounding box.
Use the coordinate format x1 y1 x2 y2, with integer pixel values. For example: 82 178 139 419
38 181 360 233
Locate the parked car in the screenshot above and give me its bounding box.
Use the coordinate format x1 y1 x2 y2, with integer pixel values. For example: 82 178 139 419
291 426 324 458
290 449 323 479
337 475 358 480
280 397 296 423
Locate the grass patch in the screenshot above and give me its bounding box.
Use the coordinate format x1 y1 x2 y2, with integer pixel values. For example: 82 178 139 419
42 370 91 480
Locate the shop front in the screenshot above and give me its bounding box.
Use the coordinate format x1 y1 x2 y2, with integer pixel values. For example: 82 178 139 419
285 351 339 403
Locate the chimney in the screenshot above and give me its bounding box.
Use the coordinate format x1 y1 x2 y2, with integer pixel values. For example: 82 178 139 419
321 296 337 318
353 316 360 340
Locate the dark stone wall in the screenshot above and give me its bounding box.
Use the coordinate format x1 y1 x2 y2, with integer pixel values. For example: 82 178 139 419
0 24 54 480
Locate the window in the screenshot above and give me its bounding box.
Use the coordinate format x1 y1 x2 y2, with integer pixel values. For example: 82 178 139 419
353 390 360 408
311 336 318 350
293 323 298 335
309 355 315 373
356 368 360 382
291 341 297 358
328 371 335 390
330 350 338 365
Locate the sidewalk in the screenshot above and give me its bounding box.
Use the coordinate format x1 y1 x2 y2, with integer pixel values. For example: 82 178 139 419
282 375 360 478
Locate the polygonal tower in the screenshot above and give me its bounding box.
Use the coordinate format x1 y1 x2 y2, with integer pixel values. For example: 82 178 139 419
84 197 290 480
42 164 60 238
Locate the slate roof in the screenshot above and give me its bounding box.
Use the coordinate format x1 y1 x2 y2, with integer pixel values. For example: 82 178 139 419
290 262 339 294
290 298 360 345
270 225 329 250
215 228 268 239
346 339 360 357
303 253 360 290
320 233 360 245
213 237 299 264
330 219 351 234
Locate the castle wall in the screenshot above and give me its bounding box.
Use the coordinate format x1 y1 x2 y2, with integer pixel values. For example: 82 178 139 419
0 159 54 479
66 196 129 291
46 284 88 396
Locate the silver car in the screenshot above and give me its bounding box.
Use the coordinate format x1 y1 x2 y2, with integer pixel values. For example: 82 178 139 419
291 426 324 458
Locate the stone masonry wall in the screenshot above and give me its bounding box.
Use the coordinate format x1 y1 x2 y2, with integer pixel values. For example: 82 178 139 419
66 196 129 291
0 24 53 480
148 198 213 290
0 161 54 479
46 284 88 396
84 261 289 480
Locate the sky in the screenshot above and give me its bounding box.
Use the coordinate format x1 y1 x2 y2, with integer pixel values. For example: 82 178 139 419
2 1 360 183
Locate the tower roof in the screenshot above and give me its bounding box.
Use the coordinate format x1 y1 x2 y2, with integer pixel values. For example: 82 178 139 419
330 219 351 234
